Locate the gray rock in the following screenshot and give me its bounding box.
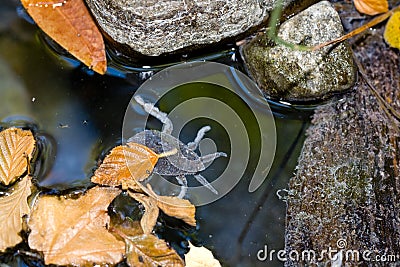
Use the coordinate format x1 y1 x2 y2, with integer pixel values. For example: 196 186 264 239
84 0 315 57
243 1 356 102
285 25 400 266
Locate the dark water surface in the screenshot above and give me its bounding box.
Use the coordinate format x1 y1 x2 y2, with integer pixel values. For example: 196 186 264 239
0 1 310 266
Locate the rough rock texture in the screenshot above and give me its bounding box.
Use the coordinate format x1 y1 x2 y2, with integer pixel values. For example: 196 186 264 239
284 14 400 267
243 1 356 102
84 0 316 57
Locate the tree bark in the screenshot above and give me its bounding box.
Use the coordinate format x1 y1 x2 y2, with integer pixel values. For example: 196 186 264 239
285 24 400 266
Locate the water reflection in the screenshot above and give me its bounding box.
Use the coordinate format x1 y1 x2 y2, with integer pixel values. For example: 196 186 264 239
0 1 311 266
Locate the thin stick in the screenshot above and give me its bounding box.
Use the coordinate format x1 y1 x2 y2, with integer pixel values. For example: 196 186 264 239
312 5 400 51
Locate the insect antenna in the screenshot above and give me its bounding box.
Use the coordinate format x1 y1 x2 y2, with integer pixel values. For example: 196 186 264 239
157 148 178 158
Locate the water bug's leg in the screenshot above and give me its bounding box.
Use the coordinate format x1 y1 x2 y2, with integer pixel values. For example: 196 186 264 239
187 126 211 150
134 96 173 134
200 152 227 164
193 174 218 195
176 175 188 198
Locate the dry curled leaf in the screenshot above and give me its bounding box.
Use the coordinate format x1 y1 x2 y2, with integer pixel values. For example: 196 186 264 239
145 184 196 227
384 11 400 49
0 176 32 252
184 242 221 267
91 142 175 189
353 0 388 15
0 128 35 186
128 192 159 234
28 186 124 266
20 0 107 74
116 231 184 267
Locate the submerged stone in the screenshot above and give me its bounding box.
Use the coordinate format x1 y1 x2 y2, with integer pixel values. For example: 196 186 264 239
243 1 356 102
84 0 316 58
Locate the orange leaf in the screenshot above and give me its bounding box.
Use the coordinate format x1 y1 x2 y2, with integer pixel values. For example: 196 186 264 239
128 192 159 234
91 142 176 188
115 232 184 267
384 11 400 49
91 143 157 187
0 176 32 252
28 186 124 265
353 0 388 15
0 128 35 185
145 184 196 226
20 0 107 74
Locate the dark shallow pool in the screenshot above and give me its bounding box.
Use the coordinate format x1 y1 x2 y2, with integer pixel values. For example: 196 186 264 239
0 1 311 266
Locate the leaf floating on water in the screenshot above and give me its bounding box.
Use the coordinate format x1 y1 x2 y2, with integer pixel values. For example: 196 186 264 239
0 176 32 252
384 11 400 49
184 242 221 267
145 184 196 227
0 127 35 185
353 0 388 15
91 143 157 188
20 0 107 74
28 186 124 266
91 142 176 188
128 192 159 234
116 231 184 267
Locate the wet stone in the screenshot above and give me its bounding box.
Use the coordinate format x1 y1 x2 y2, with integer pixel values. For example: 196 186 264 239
84 0 315 57
243 1 356 102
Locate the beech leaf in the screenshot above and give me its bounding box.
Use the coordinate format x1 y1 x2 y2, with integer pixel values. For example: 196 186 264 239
0 176 32 252
184 242 221 267
384 11 400 49
0 128 35 185
28 186 124 266
20 0 107 74
128 192 159 234
91 142 175 189
353 0 388 15
145 185 196 227
117 232 184 267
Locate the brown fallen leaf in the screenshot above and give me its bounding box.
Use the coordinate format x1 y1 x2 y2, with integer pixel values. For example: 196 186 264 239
28 186 125 266
111 219 144 238
184 242 221 267
0 176 32 252
384 11 400 49
0 127 35 185
91 142 176 189
115 230 184 267
20 0 107 74
353 0 388 15
128 192 159 234
145 184 196 227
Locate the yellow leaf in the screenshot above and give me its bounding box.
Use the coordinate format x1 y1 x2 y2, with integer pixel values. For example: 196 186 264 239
20 0 107 74
0 176 32 252
185 242 221 267
91 142 176 188
384 11 400 49
28 186 124 266
0 128 35 185
128 192 159 234
353 0 388 15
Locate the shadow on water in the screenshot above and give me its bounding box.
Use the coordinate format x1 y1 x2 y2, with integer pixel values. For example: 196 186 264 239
0 1 312 266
